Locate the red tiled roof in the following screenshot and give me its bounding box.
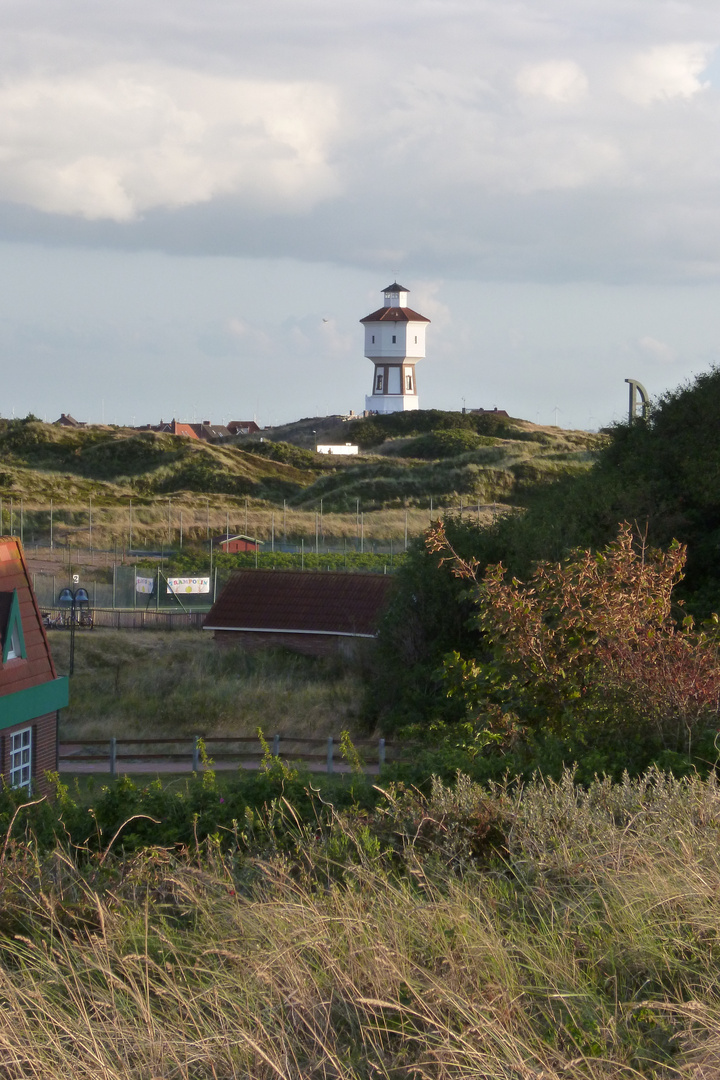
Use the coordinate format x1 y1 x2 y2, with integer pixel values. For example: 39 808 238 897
360 307 430 324
173 423 200 439
0 537 57 696
204 570 394 637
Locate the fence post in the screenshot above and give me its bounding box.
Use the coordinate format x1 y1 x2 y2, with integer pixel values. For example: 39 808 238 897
378 738 385 768
192 736 200 772
272 734 280 757
110 737 117 779
326 736 334 774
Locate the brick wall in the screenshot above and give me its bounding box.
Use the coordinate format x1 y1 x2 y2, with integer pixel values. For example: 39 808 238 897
0 712 57 797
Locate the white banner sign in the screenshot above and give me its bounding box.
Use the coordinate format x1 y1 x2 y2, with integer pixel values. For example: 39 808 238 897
166 577 210 595
136 576 155 595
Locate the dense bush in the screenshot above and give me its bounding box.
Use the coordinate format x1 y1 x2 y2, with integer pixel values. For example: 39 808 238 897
244 439 323 469
343 408 524 447
390 428 499 459
368 366 720 740
427 522 720 774
364 516 502 734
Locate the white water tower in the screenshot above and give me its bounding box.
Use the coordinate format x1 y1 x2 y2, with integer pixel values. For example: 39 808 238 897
360 283 430 413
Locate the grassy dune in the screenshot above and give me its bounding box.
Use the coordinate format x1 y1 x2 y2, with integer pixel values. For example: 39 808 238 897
0 769 719 1076
0 415 601 551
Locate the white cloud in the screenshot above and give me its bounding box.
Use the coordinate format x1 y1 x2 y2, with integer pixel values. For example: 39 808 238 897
637 336 677 364
515 60 589 104
0 66 339 221
617 43 713 105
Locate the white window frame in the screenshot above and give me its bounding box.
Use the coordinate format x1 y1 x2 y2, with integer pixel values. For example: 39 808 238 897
6 623 21 660
9 728 32 793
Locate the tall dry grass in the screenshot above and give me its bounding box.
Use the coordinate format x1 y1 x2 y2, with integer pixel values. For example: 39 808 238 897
0 769 719 1076
19 501 509 556
51 629 365 740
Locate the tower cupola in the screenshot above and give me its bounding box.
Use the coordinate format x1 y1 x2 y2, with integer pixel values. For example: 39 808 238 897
382 282 410 308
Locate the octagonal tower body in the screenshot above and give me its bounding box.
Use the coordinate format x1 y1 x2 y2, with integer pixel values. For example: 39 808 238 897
361 283 430 413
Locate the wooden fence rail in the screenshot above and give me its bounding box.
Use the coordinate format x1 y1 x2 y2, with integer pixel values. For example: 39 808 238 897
44 607 207 630
59 735 401 776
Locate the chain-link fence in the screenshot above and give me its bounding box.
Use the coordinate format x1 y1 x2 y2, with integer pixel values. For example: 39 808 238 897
31 565 235 613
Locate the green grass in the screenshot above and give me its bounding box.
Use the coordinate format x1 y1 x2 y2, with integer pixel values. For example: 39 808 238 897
0 768 719 1075
51 629 366 740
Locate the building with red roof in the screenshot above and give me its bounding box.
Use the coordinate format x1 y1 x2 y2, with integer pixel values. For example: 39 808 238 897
0 538 67 794
203 570 394 657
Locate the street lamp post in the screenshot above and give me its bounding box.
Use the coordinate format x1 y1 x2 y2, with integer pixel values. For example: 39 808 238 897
58 586 90 676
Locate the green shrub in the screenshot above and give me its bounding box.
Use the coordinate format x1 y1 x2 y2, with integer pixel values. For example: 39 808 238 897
426 521 720 769
393 429 499 459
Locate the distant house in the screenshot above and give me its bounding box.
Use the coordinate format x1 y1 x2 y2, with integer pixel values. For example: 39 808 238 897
203 570 394 657
0 538 67 795
167 421 200 439
54 413 85 428
211 534 263 553
227 421 260 436
195 423 231 442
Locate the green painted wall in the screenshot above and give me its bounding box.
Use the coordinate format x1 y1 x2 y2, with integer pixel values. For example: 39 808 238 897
0 678 69 728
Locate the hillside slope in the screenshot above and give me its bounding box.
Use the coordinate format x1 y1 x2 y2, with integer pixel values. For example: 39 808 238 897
0 412 602 520
0 421 315 503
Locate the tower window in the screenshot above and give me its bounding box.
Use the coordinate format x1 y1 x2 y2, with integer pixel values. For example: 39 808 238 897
371 335 375 343
376 373 383 391
406 374 413 391
414 336 417 344
392 335 396 344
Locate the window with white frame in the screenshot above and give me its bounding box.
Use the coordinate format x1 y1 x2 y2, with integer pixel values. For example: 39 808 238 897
5 622 22 660
406 373 413 391
375 373 384 391
10 728 32 792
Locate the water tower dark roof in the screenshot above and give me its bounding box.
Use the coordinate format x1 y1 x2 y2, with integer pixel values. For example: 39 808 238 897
382 282 409 293
360 307 430 324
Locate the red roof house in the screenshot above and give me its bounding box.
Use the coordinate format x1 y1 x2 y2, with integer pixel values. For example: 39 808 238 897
211 534 263 553
0 538 68 794
203 570 394 657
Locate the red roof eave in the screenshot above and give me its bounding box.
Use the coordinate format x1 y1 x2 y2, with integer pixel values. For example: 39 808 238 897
360 307 430 324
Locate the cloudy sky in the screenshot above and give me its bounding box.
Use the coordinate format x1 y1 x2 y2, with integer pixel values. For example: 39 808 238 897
1 0 719 430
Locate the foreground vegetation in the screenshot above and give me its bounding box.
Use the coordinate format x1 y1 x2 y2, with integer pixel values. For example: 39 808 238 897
370 368 720 747
1 768 720 1077
6 374 720 1074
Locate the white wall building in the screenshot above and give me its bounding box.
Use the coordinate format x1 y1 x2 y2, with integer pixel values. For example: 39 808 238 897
361 283 430 413
316 444 359 455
